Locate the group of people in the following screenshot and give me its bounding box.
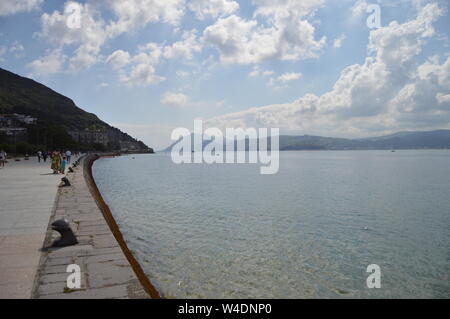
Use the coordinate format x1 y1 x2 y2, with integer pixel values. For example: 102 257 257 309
0 149 79 172
44 150 76 174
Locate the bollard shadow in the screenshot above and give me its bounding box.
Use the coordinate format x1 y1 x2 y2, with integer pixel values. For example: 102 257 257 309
39 245 73 253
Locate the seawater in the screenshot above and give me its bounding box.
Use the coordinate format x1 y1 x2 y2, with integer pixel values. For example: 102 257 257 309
93 150 450 298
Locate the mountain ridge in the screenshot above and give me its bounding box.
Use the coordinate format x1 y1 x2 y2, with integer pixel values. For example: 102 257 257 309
162 130 450 152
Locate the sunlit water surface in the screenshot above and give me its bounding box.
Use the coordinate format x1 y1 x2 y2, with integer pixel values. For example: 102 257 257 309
93 151 450 298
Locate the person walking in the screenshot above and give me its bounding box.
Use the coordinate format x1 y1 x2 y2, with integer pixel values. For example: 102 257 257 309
0 149 6 168
60 156 67 174
65 150 72 164
42 151 48 163
37 150 42 163
51 151 61 174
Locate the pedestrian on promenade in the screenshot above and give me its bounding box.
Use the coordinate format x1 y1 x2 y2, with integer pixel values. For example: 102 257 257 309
61 156 67 174
42 151 48 163
65 150 72 164
51 151 61 174
0 149 6 168
37 150 42 163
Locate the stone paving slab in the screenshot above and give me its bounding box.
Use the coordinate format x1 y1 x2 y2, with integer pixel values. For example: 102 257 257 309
33 156 150 299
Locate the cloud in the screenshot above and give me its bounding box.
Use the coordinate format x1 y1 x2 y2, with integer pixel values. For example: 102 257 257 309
0 46 6 62
205 3 449 136
350 0 369 21
392 55 450 116
106 0 185 36
38 1 107 71
437 93 450 104
189 0 239 20
34 0 186 73
176 70 190 77
9 41 24 57
107 46 163 87
0 0 43 16
333 34 346 49
106 50 131 69
120 63 165 87
249 65 274 77
203 0 326 64
105 30 202 87
27 50 66 76
161 91 190 107
162 30 202 60
276 72 302 83
267 72 302 88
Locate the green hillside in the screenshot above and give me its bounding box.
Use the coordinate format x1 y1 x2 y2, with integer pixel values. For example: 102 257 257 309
0 68 152 153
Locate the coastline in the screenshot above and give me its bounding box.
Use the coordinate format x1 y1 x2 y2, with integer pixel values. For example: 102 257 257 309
83 154 161 299
32 154 160 299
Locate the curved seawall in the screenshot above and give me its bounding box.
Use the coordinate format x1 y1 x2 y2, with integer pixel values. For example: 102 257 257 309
33 154 160 299
84 154 161 299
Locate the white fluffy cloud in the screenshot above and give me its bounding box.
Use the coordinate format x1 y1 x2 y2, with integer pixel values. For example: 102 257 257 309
27 50 66 76
162 30 202 60
106 30 202 87
267 72 302 88
350 0 369 20
106 0 185 36
0 0 42 16
36 1 107 71
189 0 239 20
121 63 165 87
161 91 190 107
333 34 346 49
205 3 449 136
32 0 186 74
106 50 131 69
252 0 324 19
203 0 326 64
276 72 302 83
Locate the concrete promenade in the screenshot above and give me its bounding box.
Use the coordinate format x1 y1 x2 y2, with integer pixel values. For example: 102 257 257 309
1 155 153 299
33 155 150 299
0 157 62 298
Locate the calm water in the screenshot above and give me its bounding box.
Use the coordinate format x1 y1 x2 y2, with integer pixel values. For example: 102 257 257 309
93 151 450 298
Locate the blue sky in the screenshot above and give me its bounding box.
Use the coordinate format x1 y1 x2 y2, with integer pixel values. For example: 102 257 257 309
0 0 449 149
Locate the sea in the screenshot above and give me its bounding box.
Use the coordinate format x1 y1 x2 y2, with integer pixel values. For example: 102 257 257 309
93 150 450 298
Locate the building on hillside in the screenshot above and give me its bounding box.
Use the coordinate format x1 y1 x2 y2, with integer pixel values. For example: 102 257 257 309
0 115 13 127
0 114 36 143
0 114 37 127
119 141 141 151
69 128 109 146
0 127 28 142
13 114 37 125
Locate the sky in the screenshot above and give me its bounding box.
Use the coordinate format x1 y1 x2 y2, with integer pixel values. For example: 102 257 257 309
0 0 449 150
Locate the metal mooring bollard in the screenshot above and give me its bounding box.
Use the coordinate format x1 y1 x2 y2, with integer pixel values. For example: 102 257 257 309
51 219 78 247
61 177 71 187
